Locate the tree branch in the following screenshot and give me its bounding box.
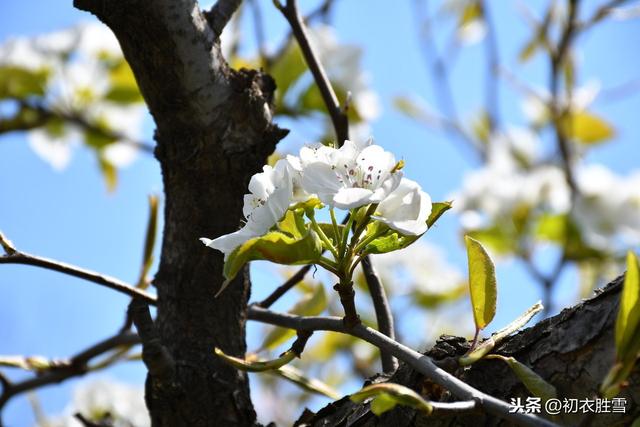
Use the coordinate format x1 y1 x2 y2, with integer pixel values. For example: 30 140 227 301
247 306 558 427
128 298 175 381
276 0 349 145
206 0 243 38
550 0 579 197
0 331 139 411
361 256 398 373
0 249 156 305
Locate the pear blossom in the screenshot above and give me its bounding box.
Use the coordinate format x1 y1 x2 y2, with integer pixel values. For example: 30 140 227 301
46 378 149 427
573 165 640 250
201 159 295 258
302 140 402 210
0 23 146 172
373 178 432 235
368 241 464 296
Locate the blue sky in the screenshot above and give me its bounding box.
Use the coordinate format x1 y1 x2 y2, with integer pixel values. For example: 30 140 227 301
1 0 640 425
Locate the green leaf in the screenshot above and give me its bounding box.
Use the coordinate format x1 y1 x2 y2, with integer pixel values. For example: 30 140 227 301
467 225 516 255
459 301 542 366
487 355 557 401
471 110 491 145
98 157 117 192
459 1 482 27
427 201 453 228
214 347 296 372
261 283 327 350
136 195 159 289
364 201 452 255
350 383 432 416
273 365 340 399
0 66 49 99
370 394 398 415
535 214 602 261
104 59 143 104
615 252 640 358
270 42 307 109
561 111 615 145
465 235 497 331
414 284 467 308
223 225 323 283
297 82 364 123
393 96 429 122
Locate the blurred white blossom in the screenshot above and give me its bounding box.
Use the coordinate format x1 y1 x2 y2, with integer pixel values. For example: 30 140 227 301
369 241 464 296
574 165 640 250
0 23 145 172
45 378 149 427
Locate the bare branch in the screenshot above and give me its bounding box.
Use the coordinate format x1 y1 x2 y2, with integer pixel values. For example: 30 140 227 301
247 306 559 427
0 331 139 410
0 101 155 155
361 256 398 373
129 298 175 381
257 264 313 308
276 0 349 145
549 0 579 197
0 248 156 305
206 0 243 37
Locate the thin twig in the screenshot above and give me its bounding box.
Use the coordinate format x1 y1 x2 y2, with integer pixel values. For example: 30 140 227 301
550 0 579 197
247 306 559 427
128 298 175 380
479 0 501 135
0 101 155 155
0 250 156 304
257 264 313 308
206 0 243 37
276 0 349 145
361 256 398 373
412 0 485 161
0 331 139 410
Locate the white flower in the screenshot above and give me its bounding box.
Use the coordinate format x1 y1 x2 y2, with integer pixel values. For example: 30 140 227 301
373 178 432 235
302 140 402 210
368 241 464 296
573 165 640 250
46 378 149 427
201 159 294 257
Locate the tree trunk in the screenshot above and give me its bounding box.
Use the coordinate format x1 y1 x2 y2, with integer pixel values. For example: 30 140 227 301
299 275 640 427
74 1 286 425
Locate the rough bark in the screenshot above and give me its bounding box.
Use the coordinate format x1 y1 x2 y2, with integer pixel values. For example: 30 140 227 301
73 0 286 425
300 275 640 427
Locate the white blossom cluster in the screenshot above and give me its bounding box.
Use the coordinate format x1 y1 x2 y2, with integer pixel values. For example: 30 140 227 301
369 240 464 296
0 23 145 170
45 378 149 427
452 127 640 252
201 139 432 257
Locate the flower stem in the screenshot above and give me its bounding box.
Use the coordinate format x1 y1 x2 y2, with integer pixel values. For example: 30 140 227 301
329 207 340 247
307 211 339 260
340 212 355 260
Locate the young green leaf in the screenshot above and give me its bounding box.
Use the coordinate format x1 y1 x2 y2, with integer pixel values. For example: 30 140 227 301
136 194 158 289
486 354 557 401
561 111 615 145
601 252 640 398
464 235 497 331
350 383 432 416
459 301 543 366
616 252 640 358
364 201 452 255
273 365 341 399
213 347 296 372
222 228 323 285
